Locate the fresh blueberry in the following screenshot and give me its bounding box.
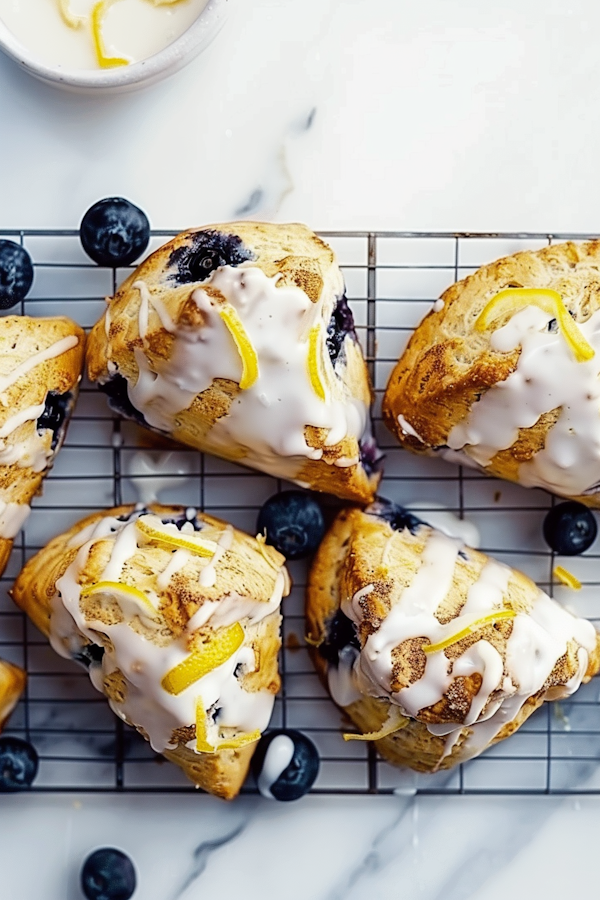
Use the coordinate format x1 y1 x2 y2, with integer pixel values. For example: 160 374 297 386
0 240 34 310
0 736 39 790
543 502 598 555
257 491 325 559
368 497 424 536
318 609 360 665
81 848 136 900
98 374 150 428
37 390 73 450
168 229 254 284
73 642 105 669
251 729 320 801
80 198 150 267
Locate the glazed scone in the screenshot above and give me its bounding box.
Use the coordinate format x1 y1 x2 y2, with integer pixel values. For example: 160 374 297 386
11 504 289 800
306 500 600 772
383 240 600 505
0 659 26 729
86 222 380 503
0 316 85 575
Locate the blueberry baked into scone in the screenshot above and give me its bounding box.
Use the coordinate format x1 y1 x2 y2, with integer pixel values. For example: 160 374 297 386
383 241 600 505
0 316 85 575
0 659 25 730
86 222 380 503
306 500 600 772
11 504 289 799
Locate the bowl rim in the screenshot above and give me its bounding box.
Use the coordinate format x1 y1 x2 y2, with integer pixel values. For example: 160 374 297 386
0 0 228 89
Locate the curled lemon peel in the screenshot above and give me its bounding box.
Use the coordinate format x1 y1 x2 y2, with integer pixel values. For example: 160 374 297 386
219 304 259 390
343 707 408 742
162 622 245 696
304 632 323 647
195 700 261 754
91 0 129 68
475 288 595 363
307 325 327 401
136 515 218 557
553 565 582 590
58 0 84 29
79 580 158 617
255 532 282 572
424 609 516 655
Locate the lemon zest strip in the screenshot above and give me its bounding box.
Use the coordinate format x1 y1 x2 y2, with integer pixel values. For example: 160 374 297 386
553 566 582 590
304 632 323 648
218 730 261 751
343 707 408 742
136 515 218 557
58 0 84 28
424 609 516 655
162 622 245 696
475 288 595 363
219 304 259 390
91 0 129 69
195 700 216 753
80 580 157 616
307 325 327 401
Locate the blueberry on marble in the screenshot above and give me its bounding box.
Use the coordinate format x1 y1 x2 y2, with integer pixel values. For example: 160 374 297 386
318 609 360 665
81 848 136 900
80 198 150 267
368 497 424 536
168 229 254 284
257 491 325 559
543 502 597 555
0 240 34 310
37 390 73 450
251 729 320 801
0 737 39 790
326 295 358 365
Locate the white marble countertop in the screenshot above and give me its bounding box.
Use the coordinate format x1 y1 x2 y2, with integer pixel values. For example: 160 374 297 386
1 0 600 897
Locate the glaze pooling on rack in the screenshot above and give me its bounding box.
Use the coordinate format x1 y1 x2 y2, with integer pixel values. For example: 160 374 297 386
48 508 287 754
447 304 600 497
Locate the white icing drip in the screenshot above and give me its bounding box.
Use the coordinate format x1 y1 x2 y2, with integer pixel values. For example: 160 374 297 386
397 414 424 443
343 526 597 759
49 511 286 753
126 264 368 483
0 403 45 439
0 335 78 402
433 299 445 312
447 305 600 495
127 450 194 504
200 526 233 588
406 502 481 548
0 500 30 539
157 548 191 590
0 402 54 474
257 735 295 799
134 280 176 335
327 645 362 707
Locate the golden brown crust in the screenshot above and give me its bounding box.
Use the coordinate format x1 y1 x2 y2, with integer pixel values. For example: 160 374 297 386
11 503 287 800
0 658 26 730
382 240 600 505
86 222 379 504
306 507 600 773
0 315 85 576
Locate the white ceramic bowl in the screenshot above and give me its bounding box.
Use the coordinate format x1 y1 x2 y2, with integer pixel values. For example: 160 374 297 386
0 0 228 92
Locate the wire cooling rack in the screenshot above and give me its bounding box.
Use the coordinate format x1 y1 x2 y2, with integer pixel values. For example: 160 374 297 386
1 228 600 797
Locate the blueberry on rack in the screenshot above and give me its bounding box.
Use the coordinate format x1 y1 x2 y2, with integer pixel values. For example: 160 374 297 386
80 198 150 267
543 501 598 555
0 736 39 790
81 848 136 900
252 729 320 801
257 491 325 559
0 240 34 310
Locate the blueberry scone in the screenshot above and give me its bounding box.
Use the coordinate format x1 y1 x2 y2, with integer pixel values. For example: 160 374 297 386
0 316 85 575
306 500 600 772
86 222 380 503
0 659 26 729
383 241 600 505
11 504 289 799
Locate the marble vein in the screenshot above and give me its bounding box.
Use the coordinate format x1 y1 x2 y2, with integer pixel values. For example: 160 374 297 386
171 820 247 900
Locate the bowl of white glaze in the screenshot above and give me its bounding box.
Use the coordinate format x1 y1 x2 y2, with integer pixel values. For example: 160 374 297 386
0 0 228 92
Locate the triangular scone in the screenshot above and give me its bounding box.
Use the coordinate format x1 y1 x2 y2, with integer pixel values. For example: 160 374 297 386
0 316 85 575
11 504 289 799
86 222 381 503
0 659 26 729
383 240 600 506
306 501 600 772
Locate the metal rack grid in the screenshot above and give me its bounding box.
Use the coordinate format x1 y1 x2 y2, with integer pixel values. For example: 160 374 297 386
1 228 600 796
